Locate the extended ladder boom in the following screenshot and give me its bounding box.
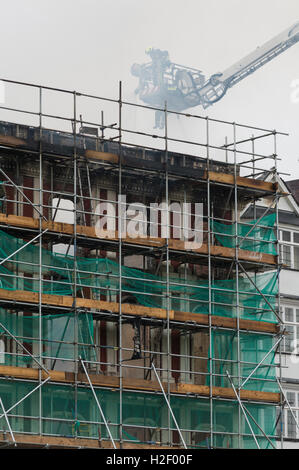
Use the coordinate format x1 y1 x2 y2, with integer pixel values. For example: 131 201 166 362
131 22 299 128
199 22 299 108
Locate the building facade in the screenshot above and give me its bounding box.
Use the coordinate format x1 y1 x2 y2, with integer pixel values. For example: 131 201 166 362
242 175 299 448
0 79 287 449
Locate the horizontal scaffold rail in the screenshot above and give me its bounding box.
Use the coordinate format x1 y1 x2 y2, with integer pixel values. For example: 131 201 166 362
0 289 280 334
0 365 280 403
0 213 277 266
0 431 174 449
0 288 279 333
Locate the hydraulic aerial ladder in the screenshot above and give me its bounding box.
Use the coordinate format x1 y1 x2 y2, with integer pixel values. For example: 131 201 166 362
131 22 299 128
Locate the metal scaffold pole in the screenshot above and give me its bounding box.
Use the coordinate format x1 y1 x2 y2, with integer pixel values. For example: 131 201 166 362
164 100 172 446
233 122 242 449
80 357 116 448
226 371 260 449
0 396 15 444
38 85 43 437
206 116 213 449
274 130 284 449
152 362 187 449
73 90 79 437
118 80 123 447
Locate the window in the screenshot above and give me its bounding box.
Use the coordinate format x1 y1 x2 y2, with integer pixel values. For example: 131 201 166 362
283 390 299 439
281 245 291 267
282 230 291 242
281 305 299 353
279 229 299 269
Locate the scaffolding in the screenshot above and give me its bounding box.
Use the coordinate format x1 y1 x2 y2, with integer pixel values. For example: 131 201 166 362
0 77 289 449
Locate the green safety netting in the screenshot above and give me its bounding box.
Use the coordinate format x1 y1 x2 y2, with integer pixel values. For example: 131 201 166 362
130 270 278 323
211 213 277 255
0 381 277 448
211 330 278 392
0 309 277 393
0 229 278 323
0 309 96 364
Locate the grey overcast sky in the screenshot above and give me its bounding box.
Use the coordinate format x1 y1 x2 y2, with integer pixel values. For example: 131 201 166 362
1 0 299 179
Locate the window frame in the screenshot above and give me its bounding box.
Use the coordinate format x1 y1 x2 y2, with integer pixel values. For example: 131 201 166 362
281 305 299 354
279 228 299 270
283 389 299 440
